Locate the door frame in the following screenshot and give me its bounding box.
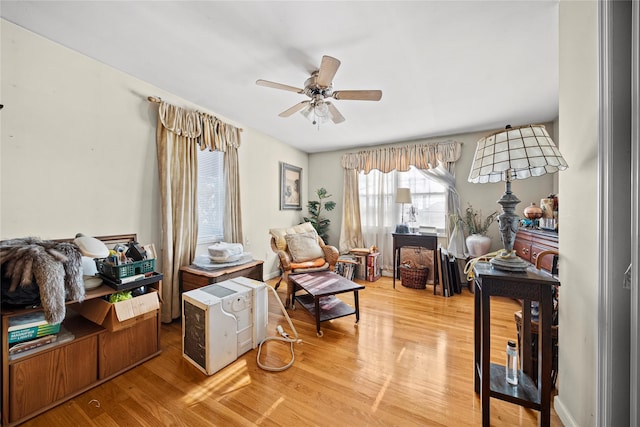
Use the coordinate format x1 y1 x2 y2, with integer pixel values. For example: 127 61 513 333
630 2 639 425
597 1 639 425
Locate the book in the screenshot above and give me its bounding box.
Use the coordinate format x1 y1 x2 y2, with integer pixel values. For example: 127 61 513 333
8 322 61 344
9 334 58 355
8 312 62 344
8 311 48 332
9 327 75 361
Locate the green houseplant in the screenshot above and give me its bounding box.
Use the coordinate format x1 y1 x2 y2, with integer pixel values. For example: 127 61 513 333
303 188 336 244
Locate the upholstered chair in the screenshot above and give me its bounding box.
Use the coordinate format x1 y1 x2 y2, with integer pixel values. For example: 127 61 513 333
269 222 339 307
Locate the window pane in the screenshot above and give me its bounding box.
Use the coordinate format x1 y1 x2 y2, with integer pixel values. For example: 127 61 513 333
197 149 224 243
359 167 446 231
398 168 446 230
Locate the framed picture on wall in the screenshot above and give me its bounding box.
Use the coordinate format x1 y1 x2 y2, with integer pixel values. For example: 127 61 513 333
280 162 302 210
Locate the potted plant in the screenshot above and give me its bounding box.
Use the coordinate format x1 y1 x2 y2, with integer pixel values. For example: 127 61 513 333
462 203 498 256
303 188 336 244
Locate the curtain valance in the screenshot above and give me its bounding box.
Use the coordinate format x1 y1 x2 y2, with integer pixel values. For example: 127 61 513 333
158 102 202 138
157 101 242 152
341 141 463 173
201 112 241 152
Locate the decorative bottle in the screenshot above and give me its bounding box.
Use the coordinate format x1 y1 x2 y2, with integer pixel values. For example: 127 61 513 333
506 340 518 385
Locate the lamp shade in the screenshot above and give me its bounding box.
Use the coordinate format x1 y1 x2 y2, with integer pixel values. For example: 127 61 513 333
468 124 568 184
396 188 412 204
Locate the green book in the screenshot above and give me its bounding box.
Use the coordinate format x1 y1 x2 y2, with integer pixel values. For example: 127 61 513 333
8 312 61 344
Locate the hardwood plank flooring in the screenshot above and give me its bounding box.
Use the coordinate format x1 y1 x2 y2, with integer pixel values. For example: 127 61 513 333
20 276 562 426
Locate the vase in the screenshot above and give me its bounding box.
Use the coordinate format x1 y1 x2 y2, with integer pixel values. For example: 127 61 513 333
524 202 543 219
466 234 491 257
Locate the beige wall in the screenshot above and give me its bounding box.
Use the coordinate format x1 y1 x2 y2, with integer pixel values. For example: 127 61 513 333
554 1 599 426
0 20 308 281
309 125 557 253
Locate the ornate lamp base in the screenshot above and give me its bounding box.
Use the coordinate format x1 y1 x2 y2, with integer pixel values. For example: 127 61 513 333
490 251 529 272
492 172 528 272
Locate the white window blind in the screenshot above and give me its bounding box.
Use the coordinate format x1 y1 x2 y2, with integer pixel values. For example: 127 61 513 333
197 149 225 244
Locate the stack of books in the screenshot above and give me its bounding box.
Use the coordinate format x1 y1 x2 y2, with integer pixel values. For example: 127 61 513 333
335 256 358 281
7 312 65 358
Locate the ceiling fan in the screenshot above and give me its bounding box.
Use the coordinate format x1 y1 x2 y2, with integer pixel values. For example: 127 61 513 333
256 55 382 125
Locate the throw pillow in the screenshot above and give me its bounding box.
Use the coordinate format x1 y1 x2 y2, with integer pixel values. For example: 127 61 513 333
269 222 316 251
285 231 324 262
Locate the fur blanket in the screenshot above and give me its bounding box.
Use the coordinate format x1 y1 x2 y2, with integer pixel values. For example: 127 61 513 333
0 237 84 324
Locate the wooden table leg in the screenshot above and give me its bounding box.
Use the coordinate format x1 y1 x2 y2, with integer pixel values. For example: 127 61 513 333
474 279 481 394
393 248 397 288
314 297 322 336
481 285 491 427
539 287 553 427
354 291 360 323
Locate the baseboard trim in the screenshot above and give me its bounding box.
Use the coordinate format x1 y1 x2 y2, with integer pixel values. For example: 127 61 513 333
264 270 281 280
554 395 579 427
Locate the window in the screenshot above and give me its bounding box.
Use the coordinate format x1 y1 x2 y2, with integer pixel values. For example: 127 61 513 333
197 149 225 244
358 167 446 232
397 167 446 231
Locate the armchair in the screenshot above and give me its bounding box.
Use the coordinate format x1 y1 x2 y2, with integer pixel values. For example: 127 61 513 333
269 222 339 307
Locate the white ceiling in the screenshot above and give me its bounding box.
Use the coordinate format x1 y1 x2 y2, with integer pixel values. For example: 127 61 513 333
1 1 559 154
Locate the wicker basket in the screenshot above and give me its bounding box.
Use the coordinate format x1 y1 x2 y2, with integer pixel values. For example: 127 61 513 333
399 265 429 289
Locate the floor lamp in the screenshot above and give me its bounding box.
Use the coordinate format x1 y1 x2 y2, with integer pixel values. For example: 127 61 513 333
395 188 411 233
467 124 568 271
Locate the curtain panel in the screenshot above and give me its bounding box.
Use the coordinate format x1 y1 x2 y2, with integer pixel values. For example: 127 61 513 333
154 101 243 322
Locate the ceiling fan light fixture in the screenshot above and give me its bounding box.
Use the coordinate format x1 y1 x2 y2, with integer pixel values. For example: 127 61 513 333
314 101 329 118
301 100 331 126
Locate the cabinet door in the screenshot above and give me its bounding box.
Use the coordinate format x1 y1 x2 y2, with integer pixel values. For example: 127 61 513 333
9 336 98 422
99 315 159 378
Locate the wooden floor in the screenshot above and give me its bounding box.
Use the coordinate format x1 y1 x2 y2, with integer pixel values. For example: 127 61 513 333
21 276 562 426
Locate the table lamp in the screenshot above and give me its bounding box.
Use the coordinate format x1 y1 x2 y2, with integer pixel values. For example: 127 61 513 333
395 188 412 233
467 124 568 271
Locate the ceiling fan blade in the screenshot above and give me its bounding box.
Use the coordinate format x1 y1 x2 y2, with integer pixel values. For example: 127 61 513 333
333 90 382 101
326 102 345 124
256 79 304 94
279 101 310 117
316 56 341 88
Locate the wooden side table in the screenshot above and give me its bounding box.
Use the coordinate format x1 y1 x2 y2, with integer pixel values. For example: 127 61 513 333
180 260 264 293
392 233 438 288
473 262 559 427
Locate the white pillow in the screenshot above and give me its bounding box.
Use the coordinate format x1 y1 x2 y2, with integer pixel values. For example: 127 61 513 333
285 231 324 262
269 222 315 251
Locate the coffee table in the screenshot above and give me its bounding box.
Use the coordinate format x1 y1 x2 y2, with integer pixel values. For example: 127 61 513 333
289 271 365 337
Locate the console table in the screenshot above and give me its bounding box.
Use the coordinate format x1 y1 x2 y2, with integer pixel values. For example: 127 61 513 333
392 233 438 288
473 262 559 427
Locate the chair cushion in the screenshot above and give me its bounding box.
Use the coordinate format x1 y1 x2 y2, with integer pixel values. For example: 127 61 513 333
292 263 329 273
290 257 327 270
269 222 316 251
285 231 324 262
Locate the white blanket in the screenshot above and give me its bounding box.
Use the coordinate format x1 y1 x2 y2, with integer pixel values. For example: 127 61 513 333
207 242 244 261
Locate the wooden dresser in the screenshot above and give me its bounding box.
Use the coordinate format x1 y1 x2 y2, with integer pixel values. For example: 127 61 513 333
180 260 264 293
513 228 559 273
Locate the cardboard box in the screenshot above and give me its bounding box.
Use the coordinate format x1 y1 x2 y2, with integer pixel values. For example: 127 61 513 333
71 289 160 332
